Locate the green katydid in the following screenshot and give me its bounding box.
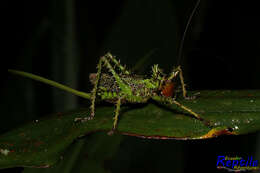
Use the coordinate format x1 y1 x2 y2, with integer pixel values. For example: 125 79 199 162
8 0 209 133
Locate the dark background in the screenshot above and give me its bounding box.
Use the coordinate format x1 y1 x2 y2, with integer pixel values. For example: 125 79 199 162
2 0 260 172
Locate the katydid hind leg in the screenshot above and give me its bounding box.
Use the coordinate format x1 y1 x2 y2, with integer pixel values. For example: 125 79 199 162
108 97 123 135
75 54 130 125
74 55 104 122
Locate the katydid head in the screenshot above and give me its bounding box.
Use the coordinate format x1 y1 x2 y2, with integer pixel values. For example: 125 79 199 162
160 80 175 97
160 68 181 98
151 2 201 97
151 65 180 98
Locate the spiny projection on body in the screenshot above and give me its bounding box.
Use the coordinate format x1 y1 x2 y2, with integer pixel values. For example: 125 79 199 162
74 52 207 132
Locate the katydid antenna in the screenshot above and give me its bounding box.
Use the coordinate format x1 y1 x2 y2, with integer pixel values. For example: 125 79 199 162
177 0 201 65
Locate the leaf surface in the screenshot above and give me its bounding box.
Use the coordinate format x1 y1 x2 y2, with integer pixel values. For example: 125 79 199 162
0 90 260 168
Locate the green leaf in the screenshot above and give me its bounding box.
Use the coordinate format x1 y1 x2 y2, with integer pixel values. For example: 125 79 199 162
0 90 260 169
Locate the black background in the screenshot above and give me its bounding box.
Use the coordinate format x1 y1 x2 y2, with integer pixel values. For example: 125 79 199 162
2 0 260 172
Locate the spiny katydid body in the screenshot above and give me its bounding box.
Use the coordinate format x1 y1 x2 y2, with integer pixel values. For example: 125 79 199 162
8 53 207 133
74 52 207 132
74 0 207 132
